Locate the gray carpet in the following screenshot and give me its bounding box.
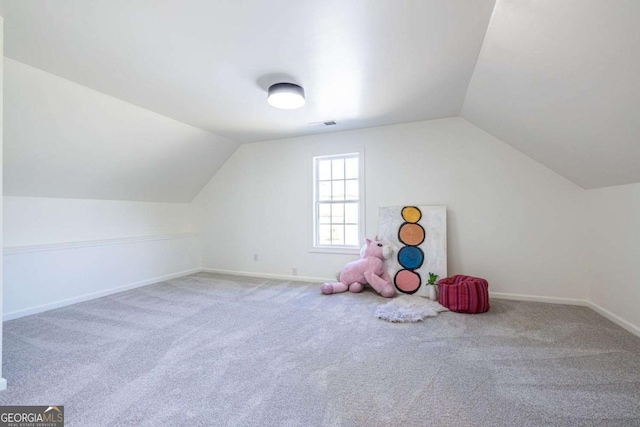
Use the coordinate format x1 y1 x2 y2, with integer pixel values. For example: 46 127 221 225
1 272 640 426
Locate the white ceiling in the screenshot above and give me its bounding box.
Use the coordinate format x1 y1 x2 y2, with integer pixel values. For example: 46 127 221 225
0 0 496 143
463 0 640 189
4 58 238 203
1 0 639 196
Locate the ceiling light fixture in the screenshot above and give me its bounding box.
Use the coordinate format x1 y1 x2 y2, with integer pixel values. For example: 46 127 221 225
267 83 305 109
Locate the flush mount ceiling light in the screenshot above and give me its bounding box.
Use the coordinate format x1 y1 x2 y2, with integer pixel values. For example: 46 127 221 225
267 83 305 109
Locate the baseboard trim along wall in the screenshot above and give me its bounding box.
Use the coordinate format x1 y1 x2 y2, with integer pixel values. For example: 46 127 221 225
586 301 640 338
490 292 639 337
7 262 640 339
4 233 202 321
202 269 640 338
202 270 592 303
489 291 590 307
3 268 203 321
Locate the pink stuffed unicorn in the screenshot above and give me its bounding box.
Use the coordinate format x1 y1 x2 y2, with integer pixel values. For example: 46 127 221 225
321 238 396 298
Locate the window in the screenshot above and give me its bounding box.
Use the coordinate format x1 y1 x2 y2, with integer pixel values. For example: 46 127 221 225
313 152 362 250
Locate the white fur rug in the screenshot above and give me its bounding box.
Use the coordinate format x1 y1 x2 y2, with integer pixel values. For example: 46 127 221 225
375 295 449 323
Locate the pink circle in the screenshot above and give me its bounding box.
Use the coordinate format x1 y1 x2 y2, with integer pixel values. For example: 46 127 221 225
394 269 421 293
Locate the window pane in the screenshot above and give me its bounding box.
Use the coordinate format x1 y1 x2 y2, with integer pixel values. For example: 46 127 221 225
344 203 358 224
318 160 331 181
318 225 332 245
331 225 345 245
332 158 345 180
345 225 359 246
331 203 344 224
345 180 358 200
314 153 361 248
332 180 345 201
318 181 331 201
318 203 331 224
345 157 358 179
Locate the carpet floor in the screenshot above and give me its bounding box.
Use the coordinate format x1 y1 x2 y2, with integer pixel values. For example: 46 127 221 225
1 272 640 426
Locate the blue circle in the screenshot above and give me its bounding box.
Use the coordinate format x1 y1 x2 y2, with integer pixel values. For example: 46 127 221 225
397 246 424 270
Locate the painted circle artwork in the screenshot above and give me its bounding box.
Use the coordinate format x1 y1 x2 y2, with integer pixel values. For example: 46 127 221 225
397 246 424 270
394 206 425 294
394 269 421 293
401 206 422 223
398 223 425 246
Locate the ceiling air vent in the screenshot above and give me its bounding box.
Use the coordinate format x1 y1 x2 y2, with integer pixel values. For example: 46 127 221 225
309 120 338 127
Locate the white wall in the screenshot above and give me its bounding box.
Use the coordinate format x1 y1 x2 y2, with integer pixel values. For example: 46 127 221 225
1 58 219 321
3 197 201 320
4 196 194 247
4 234 200 320
586 183 640 333
0 14 7 390
193 117 588 300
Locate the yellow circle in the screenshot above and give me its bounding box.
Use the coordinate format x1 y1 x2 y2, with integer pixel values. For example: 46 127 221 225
401 206 422 223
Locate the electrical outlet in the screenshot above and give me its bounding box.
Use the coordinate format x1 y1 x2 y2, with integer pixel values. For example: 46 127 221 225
253 253 258 262
292 267 298 276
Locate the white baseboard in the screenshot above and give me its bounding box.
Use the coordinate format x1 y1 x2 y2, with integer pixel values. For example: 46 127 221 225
3 268 203 321
202 268 332 284
490 291 590 306
12 265 638 340
491 292 640 338
201 272 640 338
586 301 640 338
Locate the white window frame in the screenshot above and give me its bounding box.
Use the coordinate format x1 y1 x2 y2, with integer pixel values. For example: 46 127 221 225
310 151 365 255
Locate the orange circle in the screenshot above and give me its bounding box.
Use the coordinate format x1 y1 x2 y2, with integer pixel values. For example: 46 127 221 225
401 206 422 223
398 223 425 246
394 269 421 293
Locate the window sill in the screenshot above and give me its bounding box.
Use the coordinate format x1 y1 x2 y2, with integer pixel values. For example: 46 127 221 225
309 246 360 255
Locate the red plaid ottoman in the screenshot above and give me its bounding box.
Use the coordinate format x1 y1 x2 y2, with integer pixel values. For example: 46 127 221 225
438 275 490 314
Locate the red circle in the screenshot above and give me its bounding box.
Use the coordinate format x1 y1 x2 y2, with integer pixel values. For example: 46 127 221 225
394 269 421 293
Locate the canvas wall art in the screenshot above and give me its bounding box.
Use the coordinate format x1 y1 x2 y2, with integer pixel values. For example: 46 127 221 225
378 205 447 296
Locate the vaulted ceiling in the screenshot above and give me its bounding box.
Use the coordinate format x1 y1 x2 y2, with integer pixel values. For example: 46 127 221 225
0 0 496 143
4 58 238 202
463 0 640 189
1 0 638 201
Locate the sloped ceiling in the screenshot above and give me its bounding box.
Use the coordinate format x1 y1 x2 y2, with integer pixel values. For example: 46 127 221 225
1 0 639 202
0 0 496 143
463 0 640 189
4 59 238 203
